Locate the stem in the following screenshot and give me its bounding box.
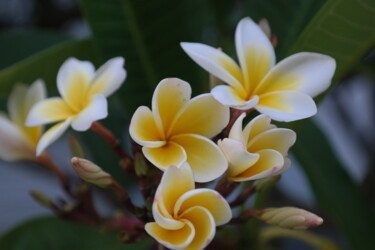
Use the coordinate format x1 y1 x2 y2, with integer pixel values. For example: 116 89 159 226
230 184 255 207
110 182 139 215
90 121 132 160
223 108 253 136
215 175 238 197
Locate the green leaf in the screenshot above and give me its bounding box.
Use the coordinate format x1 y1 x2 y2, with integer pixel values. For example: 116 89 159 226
0 216 152 250
0 39 98 98
292 121 375 250
288 0 375 82
79 0 209 115
0 30 68 69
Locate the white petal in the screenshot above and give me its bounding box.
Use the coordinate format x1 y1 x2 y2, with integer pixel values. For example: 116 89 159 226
255 52 336 97
36 118 72 156
57 57 95 111
228 113 246 142
152 199 185 230
0 114 34 161
242 114 275 143
235 17 275 92
256 91 317 122
25 79 47 110
211 85 259 110
88 57 126 97
71 94 108 131
181 42 245 92
8 84 28 125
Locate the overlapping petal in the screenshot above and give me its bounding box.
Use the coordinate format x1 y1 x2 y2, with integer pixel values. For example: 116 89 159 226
36 118 73 156
172 134 227 182
242 114 275 141
88 57 126 97
211 85 259 110
170 94 230 138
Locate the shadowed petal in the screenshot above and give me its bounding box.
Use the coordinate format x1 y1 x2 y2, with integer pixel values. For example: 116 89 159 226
8 84 28 126
255 52 336 97
36 118 73 156
172 134 227 182
256 91 317 122
235 17 275 92
170 94 230 138
88 57 126 97
242 114 276 143
175 188 232 226
211 85 259 110
26 97 75 126
71 94 108 131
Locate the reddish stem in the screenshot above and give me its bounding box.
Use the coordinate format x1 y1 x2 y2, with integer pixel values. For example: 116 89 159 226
230 185 256 207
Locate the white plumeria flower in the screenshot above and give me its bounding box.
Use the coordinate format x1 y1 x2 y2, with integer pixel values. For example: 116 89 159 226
218 113 295 181
181 17 336 122
26 57 126 156
0 80 46 161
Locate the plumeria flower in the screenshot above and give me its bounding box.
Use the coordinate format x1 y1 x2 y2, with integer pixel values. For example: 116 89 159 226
26 57 126 156
145 162 232 249
218 113 295 181
129 78 229 182
181 17 336 122
0 80 46 161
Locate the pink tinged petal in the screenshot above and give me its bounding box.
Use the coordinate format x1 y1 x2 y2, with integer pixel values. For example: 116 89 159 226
26 97 75 126
57 58 95 112
228 113 246 142
181 42 245 93
129 106 165 147
88 57 127 97
218 138 259 177
142 142 187 171
145 221 195 249
256 91 317 122
172 134 228 182
174 188 232 226
8 84 28 126
157 163 194 215
0 114 35 161
235 17 275 92
232 149 284 181
211 85 259 110
71 94 108 131
152 78 191 135
170 94 230 138
254 52 336 97
243 114 276 142
152 200 185 230
180 206 216 250
248 128 296 155
271 157 291 176
36 118 73 156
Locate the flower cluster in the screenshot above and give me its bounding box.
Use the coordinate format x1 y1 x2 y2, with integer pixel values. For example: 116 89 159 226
0 16 336 250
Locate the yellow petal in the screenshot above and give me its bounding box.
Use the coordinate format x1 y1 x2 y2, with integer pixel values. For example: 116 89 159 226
57 58 94 112
88 57 126 97
175 189 232 226
211 85 259 110
256 91 317 122
142 141 187 171
156 163 194 216
145 221 194 249
172 134 227 182
232 149 283 181
26 97 75 126
152 78 191 135
129 106 165 147
243 114 275 143
218 138 259 177
180 206 216 250
36 118 73 156
152 200 185 230
170 94 230 138
248 128 296 155
235 17 275 93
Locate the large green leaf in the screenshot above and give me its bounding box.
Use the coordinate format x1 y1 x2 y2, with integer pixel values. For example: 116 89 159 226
0 216 152 250
289 0 375 82
0 39 98 98
79 0 209 116
292 121 375 250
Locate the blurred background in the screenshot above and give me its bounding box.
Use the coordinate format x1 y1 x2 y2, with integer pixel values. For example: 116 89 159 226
0 0 374 249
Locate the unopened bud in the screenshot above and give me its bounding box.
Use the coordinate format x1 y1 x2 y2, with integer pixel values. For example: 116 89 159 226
71 157 113 188
68 133 85 158
258 207 323 230
30 191 52 207
134 152 148 176
254 175 280 192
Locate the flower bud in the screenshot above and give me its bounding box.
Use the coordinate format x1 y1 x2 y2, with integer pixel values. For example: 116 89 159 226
71 157 113 188
68 133 85 158
30 190 52 207
134 152 148 176
258 207 323 230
